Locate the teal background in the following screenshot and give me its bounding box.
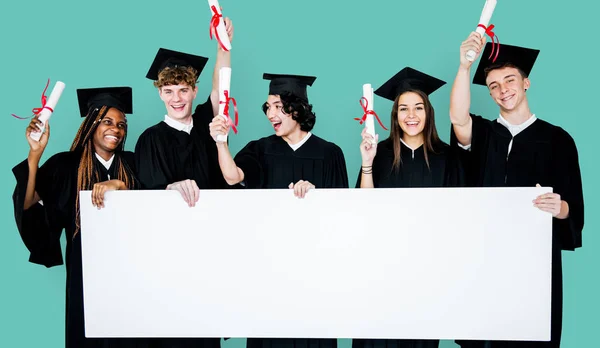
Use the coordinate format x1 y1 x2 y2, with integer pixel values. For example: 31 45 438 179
1 0 597 347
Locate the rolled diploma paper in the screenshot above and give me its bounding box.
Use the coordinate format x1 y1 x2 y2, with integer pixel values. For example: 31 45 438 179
466 0 497 62
30 81 66 141
208 0 232 50
362 84 376 143
216 67 231 143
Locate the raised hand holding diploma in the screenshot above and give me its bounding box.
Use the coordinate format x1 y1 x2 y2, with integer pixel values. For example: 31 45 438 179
466 0 498 62
355 84 387 143
12 79 65 142
208 0 232 51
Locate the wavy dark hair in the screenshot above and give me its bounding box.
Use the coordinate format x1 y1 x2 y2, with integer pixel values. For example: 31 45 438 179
262 92 316 132
389 89 442 171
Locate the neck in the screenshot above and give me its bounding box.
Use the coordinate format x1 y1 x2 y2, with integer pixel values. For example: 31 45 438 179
401 133 424 149
499 98 533 125
282 128 308 145
169 113 193 125
95 149 115 162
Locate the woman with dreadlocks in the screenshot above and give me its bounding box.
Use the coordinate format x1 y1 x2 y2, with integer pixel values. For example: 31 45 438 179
11 86 139 347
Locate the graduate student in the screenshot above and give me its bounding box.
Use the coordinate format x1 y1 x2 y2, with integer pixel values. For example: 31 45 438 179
450 34 584 348
209 73 349 198
135 18 234 205
12 87 139 348
356 67 462 191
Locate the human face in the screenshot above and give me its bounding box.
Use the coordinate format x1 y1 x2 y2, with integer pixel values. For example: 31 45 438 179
264 95 300 137
397 92 426 138
159 84 198 121
486 67 530 112
93 108 127 155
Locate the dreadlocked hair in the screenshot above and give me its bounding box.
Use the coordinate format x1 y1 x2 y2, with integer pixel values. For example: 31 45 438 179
71 106 138 238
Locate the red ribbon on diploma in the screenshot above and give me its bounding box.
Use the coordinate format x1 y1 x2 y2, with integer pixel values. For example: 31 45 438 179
354 97 388 131
209 5 229 52
220 90 238 134
11 79 54 119
478 23 500 63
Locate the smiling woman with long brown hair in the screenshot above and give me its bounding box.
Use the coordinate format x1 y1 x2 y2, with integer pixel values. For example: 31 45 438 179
11 87 139 347
354 68 466 348
357 67 463 190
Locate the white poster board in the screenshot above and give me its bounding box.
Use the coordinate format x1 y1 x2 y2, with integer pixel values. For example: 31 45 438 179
80 187 552 341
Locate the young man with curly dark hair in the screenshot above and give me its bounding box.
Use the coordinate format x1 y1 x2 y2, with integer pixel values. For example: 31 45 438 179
209 73 348 198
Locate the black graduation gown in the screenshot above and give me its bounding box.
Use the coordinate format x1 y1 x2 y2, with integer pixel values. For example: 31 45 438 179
452 114 584 348
352 138 463 348
237 133 347 348
135 97 226 190
355 138 463 189
11 150 150 348
235 134 349 189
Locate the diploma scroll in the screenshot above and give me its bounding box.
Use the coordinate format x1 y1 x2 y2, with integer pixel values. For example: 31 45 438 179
30 81 66 142
466 0 497 62
362 84 376 143
216 67 231 143
208 0 232 51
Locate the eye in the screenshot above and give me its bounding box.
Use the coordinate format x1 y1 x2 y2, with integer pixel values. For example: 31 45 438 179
417 106 424 110
507 79 515 83
103 119 112 125
118 123 127 129
399 107 408 112
490 85 497 90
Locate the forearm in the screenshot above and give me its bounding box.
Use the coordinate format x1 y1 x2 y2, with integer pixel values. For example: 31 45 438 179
450 66 473 126
556 201 570 220
24 152 42 210
216 143 244 185
360 172 374 188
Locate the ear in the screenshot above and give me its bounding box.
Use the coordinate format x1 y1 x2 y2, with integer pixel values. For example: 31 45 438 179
524 78 531 92
192 85 198 100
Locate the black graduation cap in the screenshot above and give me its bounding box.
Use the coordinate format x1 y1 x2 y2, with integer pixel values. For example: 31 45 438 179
473 43 540 86
374 67 446 101
263 73 317 101
146 48 209 81
76 87 133 117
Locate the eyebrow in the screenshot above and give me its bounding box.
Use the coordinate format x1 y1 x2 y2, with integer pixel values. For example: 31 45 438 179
104 116 127 124
488 74 518 87
398 102 424 106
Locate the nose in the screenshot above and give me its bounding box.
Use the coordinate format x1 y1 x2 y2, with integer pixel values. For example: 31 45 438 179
266 107 277 120
172 91 182 102
407 108 417 118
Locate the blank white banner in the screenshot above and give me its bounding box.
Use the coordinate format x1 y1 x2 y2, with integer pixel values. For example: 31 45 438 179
79 187 552 341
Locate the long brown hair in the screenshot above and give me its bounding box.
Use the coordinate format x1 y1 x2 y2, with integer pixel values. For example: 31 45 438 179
71 106 137 238
389 89 442 171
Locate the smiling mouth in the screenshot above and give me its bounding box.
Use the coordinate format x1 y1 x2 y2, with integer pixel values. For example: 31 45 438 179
104 135 120 143
272 122 282 130
171 104 185 112
405 121 420 127
501 95 515 102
